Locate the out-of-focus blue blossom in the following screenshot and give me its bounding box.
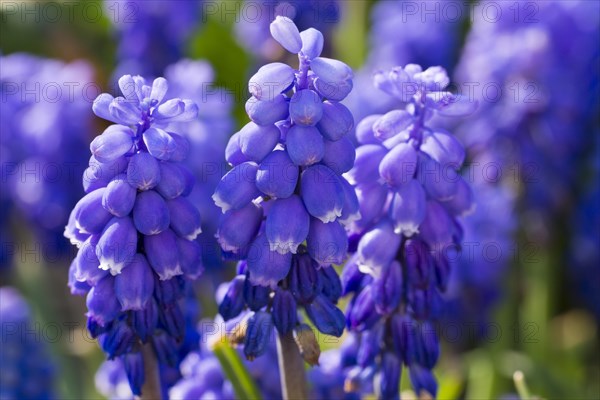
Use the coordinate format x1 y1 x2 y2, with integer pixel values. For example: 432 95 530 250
215 17 354 364
0 54 93 266
341 64 475 398
105 0 203 78
0 287 56 399
454 0 600 224
345 0 465 123
234 0 340 60
64 75 203 395
444 154 517 339
569 144 600 319
448 0 599 329
164 59 235 270
97 313 282 400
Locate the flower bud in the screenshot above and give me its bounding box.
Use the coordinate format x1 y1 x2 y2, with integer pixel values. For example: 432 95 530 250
244 311 274 361
127 152 161 190
155 162 187 199
321 136 355 174
404 239 432 288
270 16 302 53
102 174 136 217
347 286 380 332
356 219 401 276
317 101 354 141
289 253 322 303
123 351 144 396
272 289 297 335
373 260 403 315
249 63 295 101
319 265 343 303
74 188 113 234
86 275 120 326
132 300 158 342
213 162 260 213
245 95 289 126
313 78 353 102
379 142 418 188
177 237 203 279
243 279 270 311
289 89 323 126
409 365 437 399
345 144 387 185
238 122 280 163
286 125 324 166
218 275 246 321
142 127 176 160
372 110 412 141
133 190 170 235
380 353 402 399
256 150 298 199
305 294 345 337
99 320 135 359
310 57 353 85
300 28 324 59
355 114 382 145
90 125 134 163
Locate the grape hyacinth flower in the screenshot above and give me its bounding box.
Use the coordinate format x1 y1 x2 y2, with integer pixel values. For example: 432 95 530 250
105 0 202 78
344 1 465 124
342 65 475 398
214 16 356 366
0 287 56 399
1 54 93 265
64 75 202 396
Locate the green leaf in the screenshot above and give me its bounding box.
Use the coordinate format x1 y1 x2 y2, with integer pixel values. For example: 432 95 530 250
212 340 262 400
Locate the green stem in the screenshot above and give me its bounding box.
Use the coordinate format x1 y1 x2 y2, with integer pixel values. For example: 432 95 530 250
140 344 162 400
513 370 531 400
277 330 308 400
212 340 262 400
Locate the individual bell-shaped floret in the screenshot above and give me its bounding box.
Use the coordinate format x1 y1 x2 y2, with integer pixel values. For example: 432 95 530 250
86 275 120 327
356 219 401 276
345 144 387 185
300 165 344 223
114 254 154 311
248 63 296 101
286 125 324 166
142 127 176 160
96 217 138 275
266 195 310 254
216 202 263 254
218 275 246 321
289 89 323 126
372 260 403 315
127 152 161 190
102 174 136 217
288 253 322 303
307 219 348 266
317 101 354 141
255 150 298 199
321 136 356 174
132 190 170 235
380 353 402 399
305 294 345 337
213 162 260 212
74 188 113 234
379 142 418 188
155 162 187 199
237 122 280 163
389 179 427 236
166 197 202 240
244 311 274 360
245 95 289 126
90 125 134 163
144 229 182 280
272 289 298 335
270 16 302 53
246 233 292 289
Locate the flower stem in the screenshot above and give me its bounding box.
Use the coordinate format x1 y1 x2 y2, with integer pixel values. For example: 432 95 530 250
140 343 162 400
276 330 308 400
513 370 531 400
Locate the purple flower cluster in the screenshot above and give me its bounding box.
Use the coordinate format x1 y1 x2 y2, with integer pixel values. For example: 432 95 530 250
345 1 465 124
214 16 357 359
0 287 56 399
341 64 475 398
105 0 202 78
454 0 599 220
0 54 93 266
64 75 202 395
